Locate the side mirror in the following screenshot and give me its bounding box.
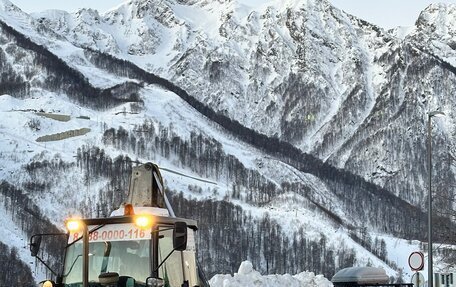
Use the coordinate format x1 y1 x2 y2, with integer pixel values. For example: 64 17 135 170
173 222 187 251
30 235 42 257
146 277 164 287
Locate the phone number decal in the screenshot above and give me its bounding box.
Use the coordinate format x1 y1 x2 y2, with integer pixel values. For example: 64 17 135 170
69 224 151 243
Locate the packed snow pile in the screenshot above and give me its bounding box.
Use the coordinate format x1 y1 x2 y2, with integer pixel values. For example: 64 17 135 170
209 261 333 287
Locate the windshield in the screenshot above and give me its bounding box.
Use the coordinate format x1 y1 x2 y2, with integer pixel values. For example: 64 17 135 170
63 224 150 286
62 223 198 287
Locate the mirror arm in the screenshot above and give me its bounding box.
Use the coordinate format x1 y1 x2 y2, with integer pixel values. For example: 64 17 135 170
35 255 60 277
153 248 177 274
31 232 67 240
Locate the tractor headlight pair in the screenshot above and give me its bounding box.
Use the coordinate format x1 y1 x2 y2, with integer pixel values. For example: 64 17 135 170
65 214 153 232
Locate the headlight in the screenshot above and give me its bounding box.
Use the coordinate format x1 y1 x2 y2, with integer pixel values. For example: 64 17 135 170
134 214 154 230
40 280 55 287
65 219 83 232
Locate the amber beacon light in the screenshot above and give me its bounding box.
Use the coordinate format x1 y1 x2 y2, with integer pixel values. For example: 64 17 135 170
65 219 83 232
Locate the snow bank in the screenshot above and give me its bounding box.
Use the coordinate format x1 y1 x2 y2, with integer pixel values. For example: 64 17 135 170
209 261 333 287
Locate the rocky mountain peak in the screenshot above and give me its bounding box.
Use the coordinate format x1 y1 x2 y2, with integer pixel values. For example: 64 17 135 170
74 8 102 24
0 0 19 12
408 3 456 65
0 0 30 21
120 0 181 27
415 3 456 35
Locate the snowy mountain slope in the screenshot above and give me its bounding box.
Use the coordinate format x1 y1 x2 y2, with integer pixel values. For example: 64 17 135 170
1 0 456 285
0 82 401 279
31 0 456 213
0 33 408 285
62 43 436 241
31 0 392 152
0 0 135 91
0 82 403 282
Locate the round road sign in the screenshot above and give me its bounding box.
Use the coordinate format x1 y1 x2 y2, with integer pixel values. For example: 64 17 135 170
408 252 424 271
411 272 425 287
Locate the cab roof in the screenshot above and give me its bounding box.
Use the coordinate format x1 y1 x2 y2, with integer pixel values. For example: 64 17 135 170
80 215 198 231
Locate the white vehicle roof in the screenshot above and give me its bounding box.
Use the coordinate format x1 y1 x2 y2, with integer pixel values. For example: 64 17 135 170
331 267 389 285
110 206 170 217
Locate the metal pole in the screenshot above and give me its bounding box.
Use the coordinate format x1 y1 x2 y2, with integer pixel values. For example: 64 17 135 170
426 111 444 287
427 114 433 287
154 171 176 217
151 225 159 279
83 224 89 287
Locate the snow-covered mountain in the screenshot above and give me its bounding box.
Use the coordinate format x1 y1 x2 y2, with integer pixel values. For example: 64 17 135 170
26 0 456 206
1 0 456 285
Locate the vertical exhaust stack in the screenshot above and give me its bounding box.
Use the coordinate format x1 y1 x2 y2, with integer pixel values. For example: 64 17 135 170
127 162 165 208
126 162 176 217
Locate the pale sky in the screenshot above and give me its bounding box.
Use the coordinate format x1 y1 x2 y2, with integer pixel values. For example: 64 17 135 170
8 0 456 29
330 0 456 29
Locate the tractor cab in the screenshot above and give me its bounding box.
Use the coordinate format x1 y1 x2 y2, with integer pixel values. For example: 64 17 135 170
30 163 208 287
